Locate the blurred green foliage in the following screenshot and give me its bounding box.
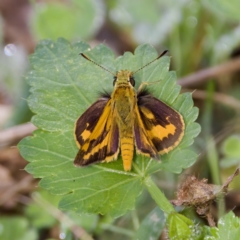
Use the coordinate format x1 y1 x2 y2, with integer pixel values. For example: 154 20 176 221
32 0 105 41
25 190 59 229
29 0 240 78
0 217 37 240
221 135 240 168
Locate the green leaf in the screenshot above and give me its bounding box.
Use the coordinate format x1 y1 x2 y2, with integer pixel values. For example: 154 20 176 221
167 212 204 240
18 39 199 217
220 135 240 168
134 207 165 240
167 212 193 239
221 135 240 158
193 212 240 240
218 211 240 240
0 217 37 240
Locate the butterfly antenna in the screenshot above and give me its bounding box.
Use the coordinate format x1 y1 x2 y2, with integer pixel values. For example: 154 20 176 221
132 50 168 75
80 53 115 76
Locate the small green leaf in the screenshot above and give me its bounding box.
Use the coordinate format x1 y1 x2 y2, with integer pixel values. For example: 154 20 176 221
19 39 200 217
134 207 165 240
218 211 240 239
221 135 240 158
220 135 240 168
167 213 194 239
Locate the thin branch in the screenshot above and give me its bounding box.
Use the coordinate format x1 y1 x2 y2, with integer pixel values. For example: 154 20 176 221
178 57 240 87
221 168 240 193
0 122 37 148
183 89 240 111
19 194 94 240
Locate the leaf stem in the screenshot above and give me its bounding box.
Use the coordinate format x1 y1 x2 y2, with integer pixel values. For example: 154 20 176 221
143 176 175 214
206 136 225 217
100 224 134 237
131 210 140 231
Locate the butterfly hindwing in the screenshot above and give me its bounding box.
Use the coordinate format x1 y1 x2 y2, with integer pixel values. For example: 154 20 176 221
134 106 159 159
74 97 120 166
135 91 185 156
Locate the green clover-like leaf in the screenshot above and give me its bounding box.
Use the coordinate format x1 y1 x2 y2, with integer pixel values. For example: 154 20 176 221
18 39 200 217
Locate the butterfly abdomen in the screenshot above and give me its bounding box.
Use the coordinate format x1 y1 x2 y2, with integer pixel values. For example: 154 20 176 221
120 133 134 171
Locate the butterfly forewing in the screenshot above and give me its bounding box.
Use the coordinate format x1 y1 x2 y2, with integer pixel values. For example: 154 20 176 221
74 98 120 166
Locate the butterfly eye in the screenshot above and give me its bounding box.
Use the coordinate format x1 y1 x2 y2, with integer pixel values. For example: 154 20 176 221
113 76 117 86
129 76 135 86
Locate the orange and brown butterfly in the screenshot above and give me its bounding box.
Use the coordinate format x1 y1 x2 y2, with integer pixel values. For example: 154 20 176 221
74 51 185 171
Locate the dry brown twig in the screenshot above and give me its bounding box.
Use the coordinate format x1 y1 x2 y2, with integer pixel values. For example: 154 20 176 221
178 57 240 87
183 89 240 111
0 122 37 148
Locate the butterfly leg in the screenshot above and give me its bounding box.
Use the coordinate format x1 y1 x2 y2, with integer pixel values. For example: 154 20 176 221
138 81 161 93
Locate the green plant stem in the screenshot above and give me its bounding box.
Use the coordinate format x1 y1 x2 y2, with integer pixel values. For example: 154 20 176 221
202 81 220 184
131 210 140 231
202 81 225 217
207 136 225 217
100 224 134 237
144 176 175 214
170 25 182 74
207 136 221 185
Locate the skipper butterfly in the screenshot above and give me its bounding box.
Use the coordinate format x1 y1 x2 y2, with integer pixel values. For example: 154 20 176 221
74 51 185 171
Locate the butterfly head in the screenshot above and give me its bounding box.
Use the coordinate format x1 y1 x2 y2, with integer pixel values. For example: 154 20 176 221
113 70 135 87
